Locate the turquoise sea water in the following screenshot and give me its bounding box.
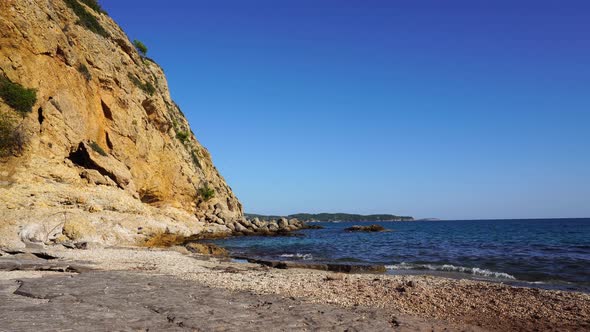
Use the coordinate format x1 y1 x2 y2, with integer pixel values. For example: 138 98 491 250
211 218 590 292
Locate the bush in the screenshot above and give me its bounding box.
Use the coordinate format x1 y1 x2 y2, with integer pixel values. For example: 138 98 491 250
77 63 92 81
63 0 108 37
133 39 148 56
89 140 107 156
77 0 106 14
176 130 189 143
191 150 201 168
198 184 215 202
0 115 18 157
0 76 37 114
128 73 156 95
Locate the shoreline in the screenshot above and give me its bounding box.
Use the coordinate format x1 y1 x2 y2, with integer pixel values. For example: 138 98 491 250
1 245 588 331
229 254 590 294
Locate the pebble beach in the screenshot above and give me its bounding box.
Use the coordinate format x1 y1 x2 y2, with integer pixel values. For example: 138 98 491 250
1 246 588 331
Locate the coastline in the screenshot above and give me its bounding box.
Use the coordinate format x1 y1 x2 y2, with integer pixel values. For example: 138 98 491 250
1 246 588 331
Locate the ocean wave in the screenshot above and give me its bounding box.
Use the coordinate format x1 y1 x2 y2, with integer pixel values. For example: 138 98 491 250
386 262 516 280
280 253 313 261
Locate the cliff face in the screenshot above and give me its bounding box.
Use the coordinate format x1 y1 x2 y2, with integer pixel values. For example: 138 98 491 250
0 0 242 248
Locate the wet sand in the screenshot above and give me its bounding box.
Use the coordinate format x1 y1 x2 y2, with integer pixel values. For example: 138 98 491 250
0 246 588 331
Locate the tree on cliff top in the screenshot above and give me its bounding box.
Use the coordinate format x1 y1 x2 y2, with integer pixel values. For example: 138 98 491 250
133 40 148 57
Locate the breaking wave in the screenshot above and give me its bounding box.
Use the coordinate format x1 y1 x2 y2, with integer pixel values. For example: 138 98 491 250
386 262 516 280
280 253 313 261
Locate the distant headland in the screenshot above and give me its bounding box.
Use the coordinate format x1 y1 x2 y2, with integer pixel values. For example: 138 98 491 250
245 213 415 222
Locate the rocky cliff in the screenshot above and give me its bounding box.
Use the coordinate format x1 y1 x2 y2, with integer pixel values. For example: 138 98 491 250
0 0 246 248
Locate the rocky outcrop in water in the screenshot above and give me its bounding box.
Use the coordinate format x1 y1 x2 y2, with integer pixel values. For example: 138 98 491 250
344 225 387 232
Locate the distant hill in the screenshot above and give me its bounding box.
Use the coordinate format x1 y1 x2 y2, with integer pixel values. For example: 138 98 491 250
245 213 414 222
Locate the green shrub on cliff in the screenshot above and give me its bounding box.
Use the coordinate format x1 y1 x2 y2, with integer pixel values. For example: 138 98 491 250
77 0 106 14
127 73 156 95
63 0 108 37
0 116 17 157
198 184 215 202
133 40 148 57
77 63 92 81
89 141 107 156
0 76 37 115
176 130 189 143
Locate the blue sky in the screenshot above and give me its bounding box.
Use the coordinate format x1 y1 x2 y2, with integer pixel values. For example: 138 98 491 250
101 0 590 219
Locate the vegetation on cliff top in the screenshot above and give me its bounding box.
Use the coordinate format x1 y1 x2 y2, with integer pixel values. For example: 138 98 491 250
245 213 414 222
77 0 106 14
64 0 108 37
133 39 148 57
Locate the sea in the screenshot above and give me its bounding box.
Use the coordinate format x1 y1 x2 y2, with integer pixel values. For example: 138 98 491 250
210 218 590 292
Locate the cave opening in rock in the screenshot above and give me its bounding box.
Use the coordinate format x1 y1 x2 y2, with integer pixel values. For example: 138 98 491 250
55 46 66 63
101 100 113 121
37 107 44 126
139 188 161 204
68 144 91 169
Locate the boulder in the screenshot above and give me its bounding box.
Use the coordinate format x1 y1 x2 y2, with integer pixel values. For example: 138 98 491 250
185 242 228 257
277 218 289 229
239 218 252 228
80 169 117 186
234 223 247 233
62 217 97 241
268 223 279 232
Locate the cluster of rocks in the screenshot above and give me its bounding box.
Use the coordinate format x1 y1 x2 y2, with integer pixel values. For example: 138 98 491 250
241 257 387 274
203 209 308 236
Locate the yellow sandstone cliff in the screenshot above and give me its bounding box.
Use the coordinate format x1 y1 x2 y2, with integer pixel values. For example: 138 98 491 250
0 0 244 248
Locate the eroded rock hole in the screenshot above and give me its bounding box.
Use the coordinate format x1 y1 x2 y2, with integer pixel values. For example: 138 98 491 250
139 188 161 204
56 46 66 63
37 107 44 126
101 100 113 120
68 142 122 189
105 132 113 150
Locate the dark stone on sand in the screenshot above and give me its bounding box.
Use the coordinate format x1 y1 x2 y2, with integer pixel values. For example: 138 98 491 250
242 258 386 274
326 264 387 273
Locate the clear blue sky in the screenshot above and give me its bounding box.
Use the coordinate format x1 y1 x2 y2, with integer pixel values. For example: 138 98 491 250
101 0 590 220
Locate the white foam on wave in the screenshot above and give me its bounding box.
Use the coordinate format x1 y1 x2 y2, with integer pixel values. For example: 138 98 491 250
386 262 516 280
280 253 313 261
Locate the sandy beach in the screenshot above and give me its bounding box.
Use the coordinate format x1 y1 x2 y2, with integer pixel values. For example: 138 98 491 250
1 246 588 331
